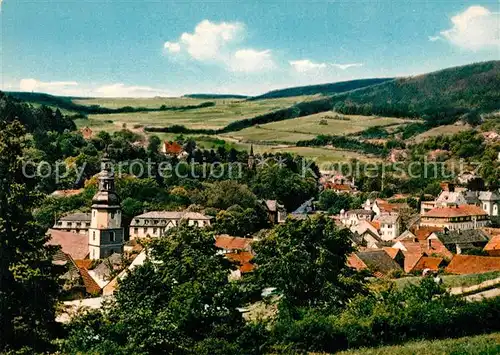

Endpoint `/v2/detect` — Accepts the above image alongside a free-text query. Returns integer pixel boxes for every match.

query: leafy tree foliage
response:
[0,121,61,353]
[253,215,364,311]
[63,225,254,354]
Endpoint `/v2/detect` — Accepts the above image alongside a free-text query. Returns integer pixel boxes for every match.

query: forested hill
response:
[250,78,393,100]
[0,92,76,133]
[329,60,500,122]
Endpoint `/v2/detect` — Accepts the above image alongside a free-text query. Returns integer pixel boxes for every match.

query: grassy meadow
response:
[222,111,411,144]
[336,332,500,355]
[73,97,401,163]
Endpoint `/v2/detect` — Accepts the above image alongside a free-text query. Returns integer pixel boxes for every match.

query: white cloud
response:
[289,59,327,72]
[428,35,442,42]
[93,83,173,98]
[19,78,78,93]
[439,6,499,50]
[331,63,363,70]
[163,20,276,73]
[172,19,244,61]
[163,41,181,53]
[230,49,275,72]
[18,79,174,97]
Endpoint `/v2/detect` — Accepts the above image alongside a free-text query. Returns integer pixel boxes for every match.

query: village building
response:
[261,200,287,224]
[52,212,91,235]
[484,235,500,257]
[478,191,500,216]
[347,250,403,277]
[429,229,490,255]
[373,213,400,241]
[445,255,500,275]
[129,211,212,239]
[215,235,253,254]
[340,209,375,226]
[80,126,93,139]
[214,235,254,279]
[410,256,444,274]
[161,141,184,156]
[420,204,490,230]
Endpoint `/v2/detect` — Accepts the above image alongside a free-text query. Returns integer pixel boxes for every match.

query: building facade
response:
[129,211,212,239]
[52,212,91,235]
[88,158,124,260]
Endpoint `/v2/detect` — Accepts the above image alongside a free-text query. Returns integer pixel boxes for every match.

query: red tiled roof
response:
[411,256,443,272]
[79,267,102,295]
[382,247,401,259]
[424,205,488,218]
[369,221,381,230]
[484,235,500,256]
[375,199,408,213]
[414,227,444,241]
[46,229,89,260]
[446,255,500,275]
[226,251,254,273]
[75,259,93,269]
[215,235,253,251]
[325,183,353,191]
[163,141,183,155]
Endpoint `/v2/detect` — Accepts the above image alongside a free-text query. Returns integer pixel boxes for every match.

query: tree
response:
[253,215,364,311]
[147,135,161,154]
[203,180,257,210]
[251,164,317,211]
[0,121,61,352]
[317,190,353,214]
[63,225,250,354]
[214,204,270,237]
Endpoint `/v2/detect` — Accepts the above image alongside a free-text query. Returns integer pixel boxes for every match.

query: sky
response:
[0,0,498,97]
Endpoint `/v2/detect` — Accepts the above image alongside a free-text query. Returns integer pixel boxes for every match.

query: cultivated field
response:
[412,123,472,143]
[222,112,412,143]
[78,96,317,131]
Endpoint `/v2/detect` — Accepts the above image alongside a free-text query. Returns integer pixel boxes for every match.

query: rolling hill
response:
[250,78,393,100]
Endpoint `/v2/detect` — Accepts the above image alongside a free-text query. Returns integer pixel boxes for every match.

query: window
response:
[93,211,96,217]
[93,249,95,259]
[134,228,138,234]
[111,212,115,219]
[153,228,158,234]
[93,231,96,241]
[143,228,147,234]
[110,231,115,242]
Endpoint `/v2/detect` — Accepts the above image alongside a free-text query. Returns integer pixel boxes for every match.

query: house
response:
[324,182,356,193]
[80,127,93,139]
[340,209,375,226]
[478,191,500,216]
[52,212,91,235]
[430,229,490,255]
[370,199,408,216]
[446,255,500,275]
[129,211,212,239]
[50,189,84,198]
[484,235,500,257]
[215,235,253,253]
[46,229,89,260]
[410,256,444,273]
[226,251,255,279]
[391,240,425,273]
[161,141,184,156]
[420,205,489,230]
[87,253,125,288]
[347,250,403,277]
[350,220,385,249]
[382,247,405,269]
[261,200,287,224]
[373,213,400,241]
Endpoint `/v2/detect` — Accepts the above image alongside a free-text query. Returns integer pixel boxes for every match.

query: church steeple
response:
[89,156,124,260]
[248,144,255,170]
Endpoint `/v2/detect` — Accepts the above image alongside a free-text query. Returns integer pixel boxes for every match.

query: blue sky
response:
[1,0,498,97]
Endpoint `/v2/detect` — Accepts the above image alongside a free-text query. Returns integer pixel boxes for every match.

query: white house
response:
[129,211,212,239]
[374,213,401,241]
[478,191,500,216]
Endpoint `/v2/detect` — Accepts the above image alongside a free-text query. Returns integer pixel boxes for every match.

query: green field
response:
[412,123,473,143]
[78,96,316,131]
[222,112,411,143]
[336,332,500,355]
[391,271,500,290]
[73,97,395,163]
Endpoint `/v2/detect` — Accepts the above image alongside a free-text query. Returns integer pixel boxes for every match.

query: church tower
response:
[88,156,124,260]
[248,144,255,170]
